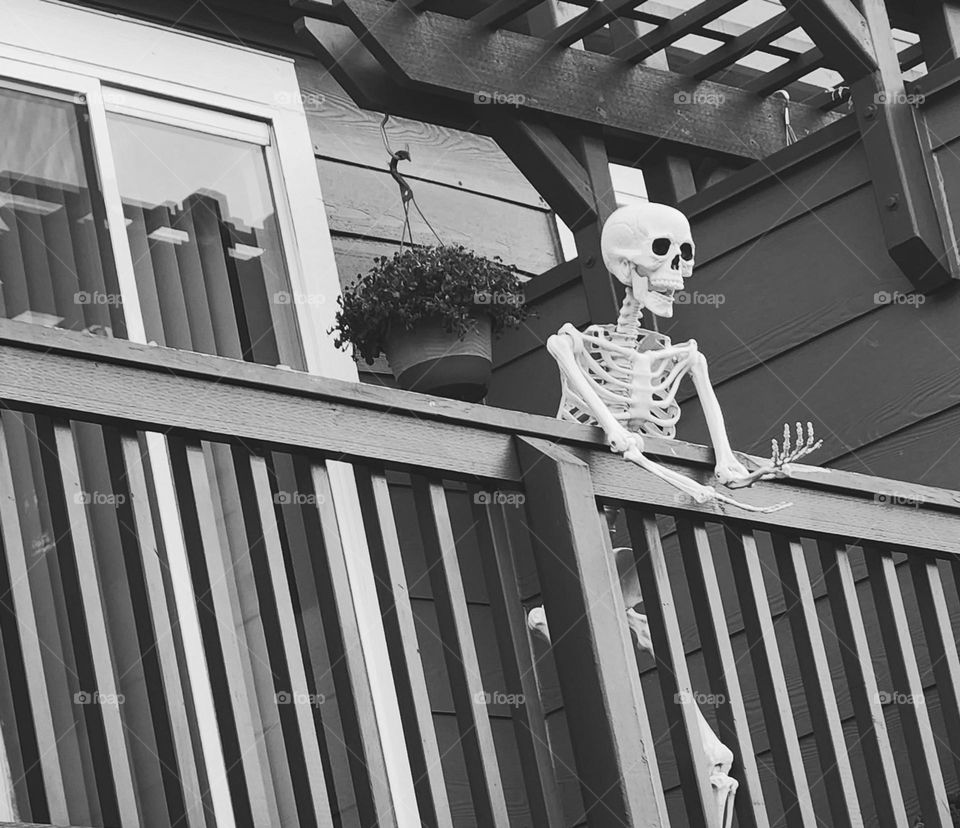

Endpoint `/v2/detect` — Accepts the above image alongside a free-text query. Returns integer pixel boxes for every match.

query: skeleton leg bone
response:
[530,602,738,826]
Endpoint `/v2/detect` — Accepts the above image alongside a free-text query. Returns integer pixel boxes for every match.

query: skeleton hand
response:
[725,422,822,489]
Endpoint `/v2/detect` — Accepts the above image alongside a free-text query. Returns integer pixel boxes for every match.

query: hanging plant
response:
[332,244,530,366]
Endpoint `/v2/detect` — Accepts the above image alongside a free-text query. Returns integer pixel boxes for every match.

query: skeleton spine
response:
[616,287,644,339]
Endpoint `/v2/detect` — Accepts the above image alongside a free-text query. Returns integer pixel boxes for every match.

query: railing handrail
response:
[2,318,959,554]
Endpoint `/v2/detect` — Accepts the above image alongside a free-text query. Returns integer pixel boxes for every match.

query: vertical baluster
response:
[0,416,70,824]
[411,476,511,826]
[675,518,769,828]
[54,422,142,826]
[863,543,951,825]
[118,434,208,828]
[354,468,454,828]
[816,540,907,826]
[724,528,816,827]
[246,454,334,827]
[517,436,668,827]
[174,440,280,827]
[471,493,566,827]
[304,460,399,827]
[909,556,960,782]
[625,508,715,826]
[769,534,861,827]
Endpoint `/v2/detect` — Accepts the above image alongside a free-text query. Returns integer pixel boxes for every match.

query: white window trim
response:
[0,4,422,825]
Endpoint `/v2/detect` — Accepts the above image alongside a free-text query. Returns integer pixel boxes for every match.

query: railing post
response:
[516,436,669,828]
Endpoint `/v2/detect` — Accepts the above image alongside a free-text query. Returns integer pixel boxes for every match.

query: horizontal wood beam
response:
[548,0,640,48]
[744,47,824,96]
[1,322,960,553]
[611,0,745,63]
[472,0,546,28]
[779,0,877,81]
[685,11,797,80]
[334,0,842,160]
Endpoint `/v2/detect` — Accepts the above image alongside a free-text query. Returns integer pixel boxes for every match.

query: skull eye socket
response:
[651,237,671,256]
[680,242,694,261]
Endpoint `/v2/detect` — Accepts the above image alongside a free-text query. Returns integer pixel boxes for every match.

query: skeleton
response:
[528,545,738,828]
[548,202,821,512]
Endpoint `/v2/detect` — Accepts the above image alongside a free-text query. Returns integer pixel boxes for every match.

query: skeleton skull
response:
[601,203,695,318]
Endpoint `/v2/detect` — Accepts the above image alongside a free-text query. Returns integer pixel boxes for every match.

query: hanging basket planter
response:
[384,315,492,402]
[331,245,529,402]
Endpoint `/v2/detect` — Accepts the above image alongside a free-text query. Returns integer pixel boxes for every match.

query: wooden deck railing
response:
[1,318,959,827]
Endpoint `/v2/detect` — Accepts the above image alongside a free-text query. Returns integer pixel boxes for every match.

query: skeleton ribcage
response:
[557,324,683,439]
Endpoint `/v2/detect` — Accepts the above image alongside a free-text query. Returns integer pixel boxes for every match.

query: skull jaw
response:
[632,273,676,318]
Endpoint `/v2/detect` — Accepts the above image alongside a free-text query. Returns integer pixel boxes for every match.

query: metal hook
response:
[773,89,797,145]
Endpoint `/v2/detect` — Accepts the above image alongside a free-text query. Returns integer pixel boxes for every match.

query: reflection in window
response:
[106,115,305,369]
[0,85,123,336]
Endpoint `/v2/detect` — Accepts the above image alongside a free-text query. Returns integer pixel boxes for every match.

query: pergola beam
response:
[611,0,745,63]
[685,11,797,80]
[779,0,877,81]
[549,0,641,48]
[333,0,842,161]
[744,47,824,96]
[472,0,547,28]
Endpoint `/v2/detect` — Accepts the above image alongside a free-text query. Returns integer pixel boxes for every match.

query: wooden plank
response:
[909,555,960,782]
[685,12,797,80]
[246,455,334,826]
[723,529,815,827]
[769,533,861,827]
[54,423,142,826]
[118,435,208,828]
[472,0,548,28]
[491,119,597,230]
[914,0,960,70]
[624,510,715,826]
[744,48,825,97]
[295,60,547,208]
[470,495,566,827]
[317,159,559,275]
[863,544,952,824]
[305,461,399,827]
[675,519,768,828]
[779,0,876,81]
[516,437,668,827]
[353,469,454,827]
[411,478,511,826]
[336,0,842,160]
[0,418,70,824]
[549,0,640,48]
[612,0,745,63]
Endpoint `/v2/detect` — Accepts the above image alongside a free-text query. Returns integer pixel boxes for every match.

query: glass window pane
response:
[0,84,123,336]
[106,114,305,369]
